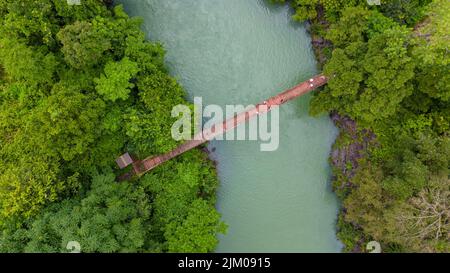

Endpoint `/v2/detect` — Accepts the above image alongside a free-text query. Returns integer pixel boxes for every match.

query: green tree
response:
[34,84,106,161]
[413,0,450,101]
[380,0,432,26]
[291,0,319,22]
[57,20,111,69]
[124,34,165,74]
[304,0,448,252]
[0,38,57,85]
[166,199,227,253]
[0,158,79,221]
[0,173,153,253]
[95,57,140,102]
[311,9,416,124]
[0,1,224,253]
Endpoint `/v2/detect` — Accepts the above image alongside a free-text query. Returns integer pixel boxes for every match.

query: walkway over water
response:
[116,74,328,181]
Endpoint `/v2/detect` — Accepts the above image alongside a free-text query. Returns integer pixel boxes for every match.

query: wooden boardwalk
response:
[117,74,328,181]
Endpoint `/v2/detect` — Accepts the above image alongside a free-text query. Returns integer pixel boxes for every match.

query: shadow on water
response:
[259,0,305,29]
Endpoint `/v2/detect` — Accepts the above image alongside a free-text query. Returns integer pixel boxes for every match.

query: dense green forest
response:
[0,0,225,252]
[276,0,449,252]
[0,0,447,254]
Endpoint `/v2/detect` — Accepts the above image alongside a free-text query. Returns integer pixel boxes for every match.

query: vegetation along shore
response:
[0,0,226,253]
[274,0,449,252]
[0,0,447,253]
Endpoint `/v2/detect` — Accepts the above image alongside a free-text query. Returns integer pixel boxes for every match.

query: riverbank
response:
[305,4,381,253]
[300,1,449,252]
[119,0,342,252]
[0,1,224,253]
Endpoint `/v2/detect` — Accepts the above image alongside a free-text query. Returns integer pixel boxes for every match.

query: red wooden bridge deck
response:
[116,74,328,181]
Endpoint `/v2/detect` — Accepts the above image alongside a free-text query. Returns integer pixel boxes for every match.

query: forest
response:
[275,0,449,252]
[0,0,448,254]
[0,0,225,252]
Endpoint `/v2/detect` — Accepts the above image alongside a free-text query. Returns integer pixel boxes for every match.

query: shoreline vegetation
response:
[274,0,449,252]
[0,0,225,253]
[0,0,447,254]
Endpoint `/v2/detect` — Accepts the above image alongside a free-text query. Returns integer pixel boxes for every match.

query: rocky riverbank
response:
[307,12,378,252]
[329,112,377,195]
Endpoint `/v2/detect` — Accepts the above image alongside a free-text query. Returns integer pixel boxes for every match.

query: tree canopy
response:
[289,0,450,252]
[0,0,225,253]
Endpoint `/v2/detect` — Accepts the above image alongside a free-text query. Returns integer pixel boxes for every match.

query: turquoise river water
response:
[120,0,342,252]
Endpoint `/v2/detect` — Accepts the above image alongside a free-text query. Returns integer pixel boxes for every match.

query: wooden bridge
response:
[116,74,328,181]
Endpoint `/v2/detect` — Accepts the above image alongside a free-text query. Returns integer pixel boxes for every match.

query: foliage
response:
[94,57,140,102]
[0,38,57,85]
[311,8,416,125]
[413,0,450,101]
[274,0,367,22]
[290,0,319,22]
[0,173,151,253]
[0,158,79,221]
[57,20,111,69]
[166,199,227,253]
[387,177,449,252]
[379,0,432,26]
[303,0,450,252]
[0,1,224,252]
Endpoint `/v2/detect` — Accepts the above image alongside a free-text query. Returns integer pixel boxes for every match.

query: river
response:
[119,0,342,252]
